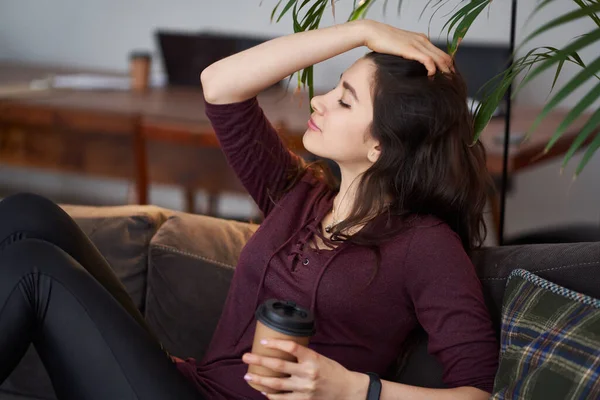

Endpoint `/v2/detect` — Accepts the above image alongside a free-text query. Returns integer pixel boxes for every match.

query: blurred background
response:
[0,0,599,246]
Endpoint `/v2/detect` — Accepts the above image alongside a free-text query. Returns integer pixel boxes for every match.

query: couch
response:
[1,204,599,399]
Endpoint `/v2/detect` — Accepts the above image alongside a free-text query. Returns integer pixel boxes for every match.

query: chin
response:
[302,132,328,159]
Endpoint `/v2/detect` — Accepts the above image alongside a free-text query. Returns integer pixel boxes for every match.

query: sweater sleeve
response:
[403,223,499,393]
[204,97,303,217]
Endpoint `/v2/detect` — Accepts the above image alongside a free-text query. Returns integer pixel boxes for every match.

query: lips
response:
[308,118,321,132]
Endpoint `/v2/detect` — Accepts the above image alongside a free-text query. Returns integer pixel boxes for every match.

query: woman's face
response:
[303,58,380,171]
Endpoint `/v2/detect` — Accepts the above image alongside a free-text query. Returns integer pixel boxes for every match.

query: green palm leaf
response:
[562,107,600,172]
[519,30,600,89]
[538,47,587,97]
[575,130,600,177]
[573,0,600,28]
[271,0,284,22]
[419,0,444,21]
[473,29,600,146]
[277,0,299,23]
[422,1,451,38]
[543,80,600,157]
[441,0,491,56]
[522,0,555,29]
[297,0,314,15]
[472,75,513,141]
[292,2,302,32]
[348,0,377,21]
[383,0,405,17]
[531,0,556,14]
[527,54,600,139]
[519,3,600,49]
[470,42,593,142]
[506,46,591,105]
[301,1,326,29]
[471,47,552,140]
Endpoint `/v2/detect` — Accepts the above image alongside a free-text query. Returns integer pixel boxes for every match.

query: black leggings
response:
[0,193,202,399]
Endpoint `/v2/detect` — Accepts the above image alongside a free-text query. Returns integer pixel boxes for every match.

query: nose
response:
[310,94,325,114]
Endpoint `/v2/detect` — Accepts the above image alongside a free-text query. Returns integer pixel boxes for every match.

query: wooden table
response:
[0,63,311,212]
[0,62,595,220]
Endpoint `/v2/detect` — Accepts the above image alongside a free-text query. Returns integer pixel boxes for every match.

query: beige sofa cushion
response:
[146,212,258,361]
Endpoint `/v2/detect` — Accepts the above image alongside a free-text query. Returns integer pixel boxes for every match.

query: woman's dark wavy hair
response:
[284,52,493,251]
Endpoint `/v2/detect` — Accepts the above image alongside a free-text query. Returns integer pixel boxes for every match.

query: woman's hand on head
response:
[362,20,454,76]
[242,339,367,399]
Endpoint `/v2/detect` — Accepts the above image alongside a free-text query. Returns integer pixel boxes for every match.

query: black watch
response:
[365,372,382,400]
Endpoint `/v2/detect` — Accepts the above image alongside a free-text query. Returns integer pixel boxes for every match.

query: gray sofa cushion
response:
[146,212,258,361]
[62,204,172,311]
[474,242,600,328]
[394,241,600,388]
[0,205,169,400]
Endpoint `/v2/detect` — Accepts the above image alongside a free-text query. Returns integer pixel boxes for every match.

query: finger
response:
[261,339,315,362]
[412,32,430,44]
[432,47,455,73]
[414,35,454,74]
[242,353,306,377]
[406,46,437,76]
[415,43,452,75]
[430,47,454,73]
[265,392,301,399]
[244,373,306,393]
[438,49,455,73]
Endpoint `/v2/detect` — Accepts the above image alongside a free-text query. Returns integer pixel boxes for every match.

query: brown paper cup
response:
[247,320,311,394]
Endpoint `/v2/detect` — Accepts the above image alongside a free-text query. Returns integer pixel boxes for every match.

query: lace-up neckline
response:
[288,221,338,262]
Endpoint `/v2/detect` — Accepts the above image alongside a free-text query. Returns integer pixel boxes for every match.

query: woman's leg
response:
[0,193,152,336]
[0,238,202,400]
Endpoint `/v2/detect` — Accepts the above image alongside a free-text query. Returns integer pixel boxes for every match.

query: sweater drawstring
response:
[232,217,318,348]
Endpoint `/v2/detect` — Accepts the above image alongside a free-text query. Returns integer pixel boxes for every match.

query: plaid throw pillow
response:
[491,269,600,400]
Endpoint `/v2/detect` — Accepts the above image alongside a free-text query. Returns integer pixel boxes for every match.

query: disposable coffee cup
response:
[129,51,152,92]
[247,299,315,394]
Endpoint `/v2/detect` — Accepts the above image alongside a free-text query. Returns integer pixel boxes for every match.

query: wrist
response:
[346,19,373,48]
[346,370,370,399]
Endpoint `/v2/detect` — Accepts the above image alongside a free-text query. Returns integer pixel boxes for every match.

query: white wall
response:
[0,0,599,236]
[1,0,597,107]
[0,0,510,82]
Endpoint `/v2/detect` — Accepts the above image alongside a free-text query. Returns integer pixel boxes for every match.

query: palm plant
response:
[268,0,600,177]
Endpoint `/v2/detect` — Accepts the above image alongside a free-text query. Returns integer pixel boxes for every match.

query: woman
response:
[0,19,498,400]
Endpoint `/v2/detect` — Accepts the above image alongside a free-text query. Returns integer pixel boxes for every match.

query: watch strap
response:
[365,372,382,400]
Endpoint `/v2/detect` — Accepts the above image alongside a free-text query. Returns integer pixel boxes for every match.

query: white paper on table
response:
[51,74,131,90]
[29,73,166,91]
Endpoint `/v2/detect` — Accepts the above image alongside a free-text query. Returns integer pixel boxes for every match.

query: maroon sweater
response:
[175,97,499,399]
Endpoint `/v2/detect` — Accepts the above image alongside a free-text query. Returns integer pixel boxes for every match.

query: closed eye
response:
[338,99,350,109]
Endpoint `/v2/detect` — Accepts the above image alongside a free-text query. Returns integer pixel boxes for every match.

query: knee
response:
[0,238,79,276]
[0,239,90,303]
[1,192,55,208]
[0,192,62,216]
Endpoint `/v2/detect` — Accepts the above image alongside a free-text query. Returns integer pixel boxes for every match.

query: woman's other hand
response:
[242,339,368,399]
[362,20,454,76]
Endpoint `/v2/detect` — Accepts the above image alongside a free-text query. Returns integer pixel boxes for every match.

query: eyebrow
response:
[339,73,359,102]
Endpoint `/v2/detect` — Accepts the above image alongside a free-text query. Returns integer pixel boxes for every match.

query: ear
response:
[368,144,381,164]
